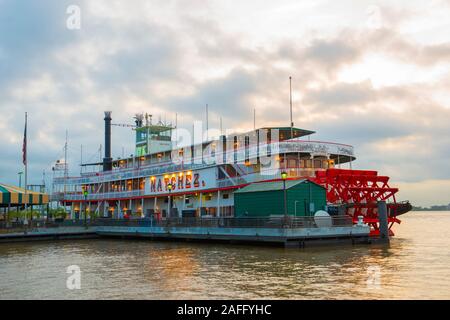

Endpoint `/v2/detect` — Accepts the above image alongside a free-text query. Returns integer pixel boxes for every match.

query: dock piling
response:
[377,201,390,242]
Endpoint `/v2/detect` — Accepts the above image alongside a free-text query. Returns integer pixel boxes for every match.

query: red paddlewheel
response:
[313,168,402,236]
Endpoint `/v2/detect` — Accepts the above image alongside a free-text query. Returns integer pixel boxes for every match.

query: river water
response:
[0,211,449,300]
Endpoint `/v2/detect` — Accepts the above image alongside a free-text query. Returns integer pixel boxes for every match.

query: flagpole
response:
[24,112,28,225]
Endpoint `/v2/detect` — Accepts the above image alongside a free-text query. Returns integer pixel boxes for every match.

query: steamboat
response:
[52,112,411,236]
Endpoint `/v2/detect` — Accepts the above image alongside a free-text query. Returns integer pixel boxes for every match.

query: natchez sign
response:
[144,168,217,195]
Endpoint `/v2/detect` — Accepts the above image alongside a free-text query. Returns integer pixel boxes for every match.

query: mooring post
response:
[377,201,390,242]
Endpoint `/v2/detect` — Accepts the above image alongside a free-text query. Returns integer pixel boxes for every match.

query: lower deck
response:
[66,189,236,219]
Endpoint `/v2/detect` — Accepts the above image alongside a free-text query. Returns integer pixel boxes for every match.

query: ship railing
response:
[58,169,317,199]
[57,168,318,199]
[54,162,208,185]
[217,177,249,188]
[0,219,89,231]
[217,168,317,188]
[53,140,354,185]
[93,216,353,229]
[0,216,353,232]
[50,192,65,201]
[63,190,145,201]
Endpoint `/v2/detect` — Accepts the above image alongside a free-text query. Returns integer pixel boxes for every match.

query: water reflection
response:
[0,212,449,299]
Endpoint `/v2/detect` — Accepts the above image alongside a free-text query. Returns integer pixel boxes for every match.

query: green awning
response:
[0,184,49,206]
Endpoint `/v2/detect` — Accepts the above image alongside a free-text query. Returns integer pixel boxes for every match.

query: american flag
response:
[22,113,27,166]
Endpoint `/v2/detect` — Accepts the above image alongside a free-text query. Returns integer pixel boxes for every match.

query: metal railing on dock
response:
[0,216,352,233]
[93,216,352,229]
[0,219,88,232]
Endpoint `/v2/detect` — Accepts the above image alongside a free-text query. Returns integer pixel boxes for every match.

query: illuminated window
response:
[314,159,322,168]
[288,159,296,168]
[328,159,335,168]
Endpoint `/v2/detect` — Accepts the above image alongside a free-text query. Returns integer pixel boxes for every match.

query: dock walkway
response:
[0,217,370,247]
[96,225,369,247]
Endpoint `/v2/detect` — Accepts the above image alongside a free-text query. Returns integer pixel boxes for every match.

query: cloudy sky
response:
[0,0,449,206]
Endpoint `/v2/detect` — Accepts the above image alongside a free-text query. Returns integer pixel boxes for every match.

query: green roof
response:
[235,180,322,193]
[135,125,173,134]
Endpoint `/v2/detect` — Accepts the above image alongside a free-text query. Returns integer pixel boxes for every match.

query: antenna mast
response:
[206,104,209,141]
[289,76,294,139]
[175,113,178,147]
[64,130,68,195]
[80,144,83,175]
[42,170,46,193]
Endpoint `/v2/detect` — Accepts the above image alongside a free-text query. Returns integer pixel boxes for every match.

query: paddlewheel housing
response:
[314,168,410,236]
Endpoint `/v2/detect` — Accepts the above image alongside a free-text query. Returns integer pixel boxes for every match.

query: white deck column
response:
[167,195,171,218]
[118,200,121,219]
[141,197,144,218]
[182,194,186,218]
[217,190,221,217]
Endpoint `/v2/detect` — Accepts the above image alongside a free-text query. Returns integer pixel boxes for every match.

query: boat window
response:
[314,159,322,168]
[328,159,335,168]
[288,159,296,168]
[136,130,147,143]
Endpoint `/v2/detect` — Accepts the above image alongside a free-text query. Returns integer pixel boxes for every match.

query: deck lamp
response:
[83,189,88,227]
[281,171,288,219]
[167,183,173,218]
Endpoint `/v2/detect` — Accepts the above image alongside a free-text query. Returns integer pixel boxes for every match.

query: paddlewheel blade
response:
[313,168,409,236]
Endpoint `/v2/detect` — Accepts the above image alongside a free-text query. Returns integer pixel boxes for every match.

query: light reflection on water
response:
[0,212,449,299]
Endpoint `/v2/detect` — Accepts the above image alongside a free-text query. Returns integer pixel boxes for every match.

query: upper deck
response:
[54,139,355,186]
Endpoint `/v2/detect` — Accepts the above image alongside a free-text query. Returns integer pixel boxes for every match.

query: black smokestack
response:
[103,111,113,171]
